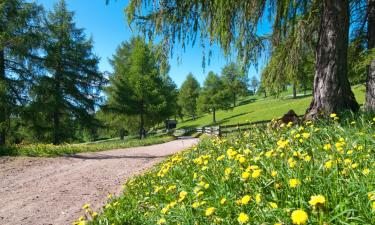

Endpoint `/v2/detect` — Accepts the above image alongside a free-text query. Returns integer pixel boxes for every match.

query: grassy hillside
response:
[178,85,366,128]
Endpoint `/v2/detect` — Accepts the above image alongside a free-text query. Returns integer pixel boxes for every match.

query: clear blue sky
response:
[35,0,271,87]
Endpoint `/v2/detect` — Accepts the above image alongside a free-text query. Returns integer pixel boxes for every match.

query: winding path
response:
[0,137,198,225]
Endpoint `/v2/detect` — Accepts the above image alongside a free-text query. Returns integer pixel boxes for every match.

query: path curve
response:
[0,138,198,225]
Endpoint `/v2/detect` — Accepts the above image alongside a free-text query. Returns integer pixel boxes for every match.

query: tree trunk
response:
[0,49,5,145]
[233,94,236,107]
[139,110,145,139]
[53,82,60,145]
[305,0,359,119]
[263,90,267,98]
[292,83,297,99]
[365,0,375,111]
[212,107,216,123]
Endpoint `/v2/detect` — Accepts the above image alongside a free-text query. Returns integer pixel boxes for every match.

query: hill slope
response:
[178,85,366,128]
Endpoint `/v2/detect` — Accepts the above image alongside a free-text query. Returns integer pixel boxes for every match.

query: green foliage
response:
[87,114,375,225]
[0,0,43,145]
[178,73,200,119]
[24,0,105,144]
[221,63,248,107]
[0,135,175,157]
[106,37,177,138]
[198,72,231,123]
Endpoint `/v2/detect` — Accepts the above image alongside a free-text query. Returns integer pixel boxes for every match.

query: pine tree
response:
[106,37,175,139]
[28,0,104,144]
[198,71,231,123]
[178,73,200,119]
[0,0,43,145]
[221,63,248,107]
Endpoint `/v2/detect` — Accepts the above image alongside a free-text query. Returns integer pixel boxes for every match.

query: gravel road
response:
[0,138,198,225]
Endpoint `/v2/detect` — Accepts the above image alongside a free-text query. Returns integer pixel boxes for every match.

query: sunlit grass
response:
[0,135,176,157]
[178,85,366,128]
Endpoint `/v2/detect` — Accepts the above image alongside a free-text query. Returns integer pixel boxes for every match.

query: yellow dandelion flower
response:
[324,160,333,169]
[271,170,278,177]
[362,168,371,175]
[225,167,232,176]
[82,204,90,210]
[252,169,262,178]
[308,195,326,206]
[323,144,331,151]
[157,218,166,224]
[237,212,249,224]
[241,195,251,205]
[220,198,226,205]
[330,113,337,118]
[242,171,250,180]
[178,191,187,202]
[192,202,200,209]
[269,202,278,209]
[289,179,301,188]
[216,155,225,161]
[291,209,308,225]
[255,193,261,204]
[205,207,216,216]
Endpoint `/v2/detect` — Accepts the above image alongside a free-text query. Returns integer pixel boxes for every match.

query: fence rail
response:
[175,115,303,137]
[176,119,273,137]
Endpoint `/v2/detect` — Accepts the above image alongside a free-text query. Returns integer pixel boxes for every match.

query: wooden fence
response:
[176,115,303,137]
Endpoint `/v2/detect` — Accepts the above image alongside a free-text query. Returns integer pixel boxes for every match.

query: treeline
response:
[1,0,105,145]
[177,63,258,123]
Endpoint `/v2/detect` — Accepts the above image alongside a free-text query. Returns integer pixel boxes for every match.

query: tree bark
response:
[212,107,216,123]
[305,0,359,119]
[0,49,6,145]
[139,107,145,139]
[53,80,61,145]
[292,83,297,99]
[365,0,375,111]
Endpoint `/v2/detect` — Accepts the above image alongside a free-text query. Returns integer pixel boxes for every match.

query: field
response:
[0,135,175,157]
[84,114,375,225]
[177,85,366,128]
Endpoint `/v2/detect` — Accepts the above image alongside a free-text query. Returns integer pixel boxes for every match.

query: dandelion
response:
[289,179,301,188]
[291,209,308,225]
[205,207,216,216]
[178,191,187,202]
[362,168,371,175]
[308,195,326,206]
[241,195,251,205]
[82,204,90,210]
[91,212,98,218]
[324,160,333,169]
[323,143,331,151]
[242,171,250,180]
[157,218,166,224]
[252,169,261,178]
[271,171,278,177]
[255,193,261,203]
[269,202,278,209]
[225,167,232,176]
[237,212,249,224]
[217,155,225,161]
[220,198,226,205]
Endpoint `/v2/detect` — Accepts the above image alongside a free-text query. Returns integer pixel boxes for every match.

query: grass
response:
[80,113,375,225]
[0,135,176,157]
[178,85,366,128]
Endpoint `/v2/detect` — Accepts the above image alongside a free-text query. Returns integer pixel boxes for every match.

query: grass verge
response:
[82,113,374,225]
[0,135,176,157]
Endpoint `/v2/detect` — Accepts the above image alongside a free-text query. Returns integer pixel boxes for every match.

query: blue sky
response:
[35,0,271,87]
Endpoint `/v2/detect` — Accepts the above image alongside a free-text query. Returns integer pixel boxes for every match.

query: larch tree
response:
[178,73,200,119]
[124,0,361,119]
[29,0,105,144]
[0,0,43,145]
[365,0,375,111]
[198,71,231,123]
[106,37,176,139]
[221,63,248,107]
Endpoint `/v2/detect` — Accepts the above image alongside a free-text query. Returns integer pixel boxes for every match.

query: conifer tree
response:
[178,73,200,119]
[29,0,104,144]
[0,0,43,145]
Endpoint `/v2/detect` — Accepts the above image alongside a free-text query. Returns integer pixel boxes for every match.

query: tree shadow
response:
[211,111,253,126]
[67,153,171,160]
[282,93,312,100]
[238,98,256,106]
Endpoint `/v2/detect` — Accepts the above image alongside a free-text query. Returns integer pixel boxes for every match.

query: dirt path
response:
[0,138,198,225]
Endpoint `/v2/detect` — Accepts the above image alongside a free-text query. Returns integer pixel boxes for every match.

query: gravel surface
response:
[0,138,198,225]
